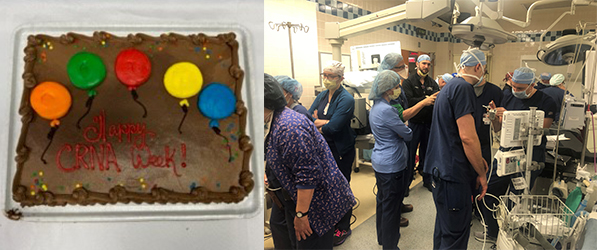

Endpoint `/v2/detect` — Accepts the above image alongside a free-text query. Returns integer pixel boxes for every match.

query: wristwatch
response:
[296,211,309,218]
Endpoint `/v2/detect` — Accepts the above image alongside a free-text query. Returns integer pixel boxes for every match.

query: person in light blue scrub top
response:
[424,48,489,250]
[369,70,412,250]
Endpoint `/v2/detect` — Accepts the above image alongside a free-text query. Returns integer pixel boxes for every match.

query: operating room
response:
[264,0,597,249]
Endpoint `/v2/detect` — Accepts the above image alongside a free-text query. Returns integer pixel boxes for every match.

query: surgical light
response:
[537,31,596,66]
[451,15,517,50]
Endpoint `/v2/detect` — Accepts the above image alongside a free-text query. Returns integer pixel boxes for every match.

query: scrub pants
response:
[328,141,356,232]
[431,177,474,250]
[407,121,431,187]
[375,170,407,250]
[270,189,334,249]
[479,160,544,238]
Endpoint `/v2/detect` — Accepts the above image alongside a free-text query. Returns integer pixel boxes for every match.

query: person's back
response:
[540,86,565,121]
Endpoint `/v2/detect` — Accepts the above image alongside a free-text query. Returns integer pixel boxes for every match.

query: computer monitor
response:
[500,110,545,148]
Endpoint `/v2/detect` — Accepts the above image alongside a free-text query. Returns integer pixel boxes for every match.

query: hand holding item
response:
[313,110,318,119]
[294,215,313,241]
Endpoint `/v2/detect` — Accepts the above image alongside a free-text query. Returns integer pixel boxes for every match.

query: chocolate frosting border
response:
[12,32,254,207]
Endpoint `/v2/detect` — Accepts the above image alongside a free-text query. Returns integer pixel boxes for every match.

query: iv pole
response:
[268,21,309,78]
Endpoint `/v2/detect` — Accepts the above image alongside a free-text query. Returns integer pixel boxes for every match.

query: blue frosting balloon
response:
[198,83,236,128]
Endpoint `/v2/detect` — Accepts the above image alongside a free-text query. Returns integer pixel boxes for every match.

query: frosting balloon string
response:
[178,105,188,134]
[212,127,232,162]
[41,126,59,164]
[76,95,95,129]
[131,89,147,118]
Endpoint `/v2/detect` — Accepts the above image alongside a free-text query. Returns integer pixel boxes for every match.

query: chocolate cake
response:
[12,32,253,207]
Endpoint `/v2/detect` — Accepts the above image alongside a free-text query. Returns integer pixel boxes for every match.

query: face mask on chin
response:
[323,79,338,90]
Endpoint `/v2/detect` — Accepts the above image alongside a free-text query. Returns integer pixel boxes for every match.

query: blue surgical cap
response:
[274,75,303,101]
[540,72,551,80]
[417,54,431,63]
[550,74,565,86]
[368,70,401,100]
[460,49,486,66]
[378,53,404,72]
[512,67,536,84]
[441,73,453,83]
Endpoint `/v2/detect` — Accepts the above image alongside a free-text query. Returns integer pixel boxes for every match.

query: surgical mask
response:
[388,87,402,100]
[397,67,408,79]
[323,79,338,90]
[512,84,532,99]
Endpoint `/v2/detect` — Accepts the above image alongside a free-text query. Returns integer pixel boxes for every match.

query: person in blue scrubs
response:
[535,72,551,90]
[369,70,413,250]
[402,54,440,192]
[377,53,437,226]
[473,77,503,165]
[308,60,356,246]
[424,48,489,250]
[541,73,571,124]
[274,75,314,121]
[475,67,558,243]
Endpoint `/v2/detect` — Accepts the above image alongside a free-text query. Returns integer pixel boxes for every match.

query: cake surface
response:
[12,32,253,207]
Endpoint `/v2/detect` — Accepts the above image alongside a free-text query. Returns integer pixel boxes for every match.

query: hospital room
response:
[264,0,597,249]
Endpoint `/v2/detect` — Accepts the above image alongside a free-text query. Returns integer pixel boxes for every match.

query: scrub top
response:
[369,98,412,174]
[501,89,558,163]
[539,86,566,122]
[291,103,314,121]
[424,77,477,184]
[474,82,503,149]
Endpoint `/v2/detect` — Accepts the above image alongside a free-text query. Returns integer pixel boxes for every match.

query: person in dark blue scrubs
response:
[424,48,489,250]
[274,75,314,121]
[535,72,551,90]
[402,54,440,192]
[541,73,573,124]
[308,60,356,246]
[475,67,558,243]
[473,77,503,165]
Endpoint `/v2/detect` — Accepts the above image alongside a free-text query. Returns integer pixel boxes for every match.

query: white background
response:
[0,1,264,249]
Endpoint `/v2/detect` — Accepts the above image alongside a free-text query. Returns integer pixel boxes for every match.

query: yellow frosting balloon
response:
[163,62,203,99]
[30,81,72,124]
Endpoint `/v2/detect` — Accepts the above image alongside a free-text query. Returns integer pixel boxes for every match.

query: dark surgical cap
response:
[264,73,287,111]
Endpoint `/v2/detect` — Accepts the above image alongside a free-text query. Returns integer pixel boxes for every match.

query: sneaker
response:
[333,229,352,246]
[474,231,496,244]
[423,182,433,192]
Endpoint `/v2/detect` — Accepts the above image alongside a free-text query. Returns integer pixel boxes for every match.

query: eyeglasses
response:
[320,73,339,79]
[392,65,407,71]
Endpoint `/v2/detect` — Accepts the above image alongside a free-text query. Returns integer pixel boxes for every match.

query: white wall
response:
[265,0,320,109]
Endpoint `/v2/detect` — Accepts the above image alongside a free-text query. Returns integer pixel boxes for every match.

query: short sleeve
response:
[450,82,476,120]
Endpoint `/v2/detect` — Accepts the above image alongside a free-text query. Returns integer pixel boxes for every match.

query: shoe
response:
[423,182,432,192]
[333,229,352,246]
[474,231,496,244]
[400,217,409,227]
[401,204,413,213]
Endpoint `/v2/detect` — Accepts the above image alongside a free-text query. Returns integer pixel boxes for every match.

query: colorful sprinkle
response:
[139,178,144,183]
[30,191,36,196]
[107,177,112,181]
[34,179,39,185]
[75,183,82,188]
[190,182,197,191]
[158,47,163,51]
[194,47,200,53]
[41,184,48,191]
[32,172,37,177]
[42,44,46,48]
[206,49,212,55]
[230,134,237,141]
[202,47,207,51]
[30,185,35,189]
[218,55,223,60]
[216,182,221,188]
[38,171,44,177]
[206,55,210,59]
[49,45,53,50]
[141,184,147,189]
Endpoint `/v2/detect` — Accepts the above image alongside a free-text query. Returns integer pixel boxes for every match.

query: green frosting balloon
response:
[67,52,106,91]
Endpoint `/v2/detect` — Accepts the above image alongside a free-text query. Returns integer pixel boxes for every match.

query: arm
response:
[321,94,354,136]
[457,114,488,200]
[386,108,413,141]
[402,92,438,121]
[294,188,314,241]
[308,93,323,117]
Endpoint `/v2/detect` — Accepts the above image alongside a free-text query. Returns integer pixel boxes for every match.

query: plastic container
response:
[566,186,583,212]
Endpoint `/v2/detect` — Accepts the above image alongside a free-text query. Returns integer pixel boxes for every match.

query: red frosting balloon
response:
[115,48,151,90]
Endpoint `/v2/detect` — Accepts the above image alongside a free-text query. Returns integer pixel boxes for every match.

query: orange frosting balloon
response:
[30,81,72,123]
